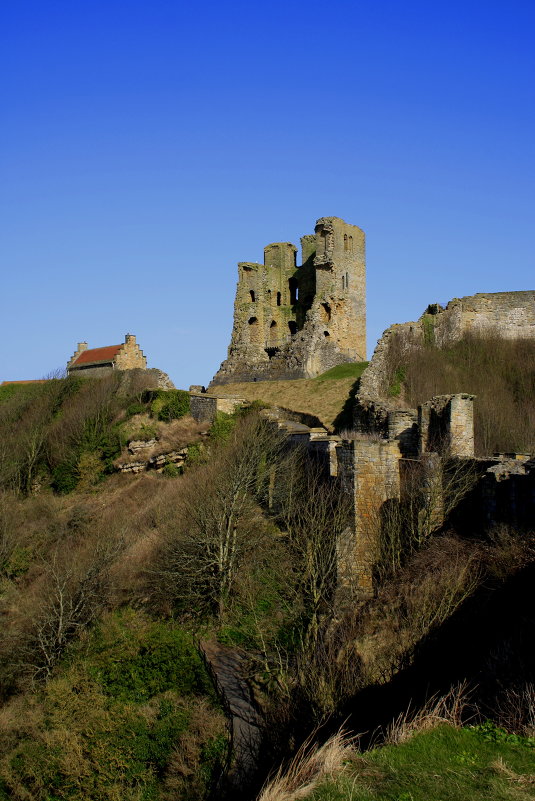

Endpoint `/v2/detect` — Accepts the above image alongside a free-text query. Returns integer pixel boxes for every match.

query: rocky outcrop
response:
[115,445,189,474]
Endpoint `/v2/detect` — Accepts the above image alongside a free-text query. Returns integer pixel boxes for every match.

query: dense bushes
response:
[0,611,227,801]
[79,611,214,702]
[147,389,190,422]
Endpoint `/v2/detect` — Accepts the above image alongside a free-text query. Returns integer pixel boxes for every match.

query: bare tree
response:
[276,457,352,645]
[152,414,290,619]
[21,537,121,683]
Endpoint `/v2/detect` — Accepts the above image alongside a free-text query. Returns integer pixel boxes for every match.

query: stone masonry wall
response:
[419,394,475,457]
[211,216,366,385]
[337,438,402,596]
[355,291,535,437]
[113,334,147,370]
[189,393,247,423]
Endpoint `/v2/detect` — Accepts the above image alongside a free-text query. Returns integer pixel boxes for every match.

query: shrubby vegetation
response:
[0,378,191,496]
[0,362,534,799]
[383,331,535,454]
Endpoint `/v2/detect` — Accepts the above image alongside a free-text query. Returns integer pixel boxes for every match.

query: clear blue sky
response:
[1,0,534,387]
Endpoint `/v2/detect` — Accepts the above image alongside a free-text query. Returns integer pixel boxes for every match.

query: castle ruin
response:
[211,216,366,385]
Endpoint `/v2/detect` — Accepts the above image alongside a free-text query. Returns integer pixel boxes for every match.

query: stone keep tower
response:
[211,216,366,385]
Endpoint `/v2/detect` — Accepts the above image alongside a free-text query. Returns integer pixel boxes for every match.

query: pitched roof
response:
[1,380,48,386]
[71,345,122,367]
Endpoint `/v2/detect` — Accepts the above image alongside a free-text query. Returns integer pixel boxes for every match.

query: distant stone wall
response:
[190,393,247,423]
[69,364,114,378]
[433,291,535,343]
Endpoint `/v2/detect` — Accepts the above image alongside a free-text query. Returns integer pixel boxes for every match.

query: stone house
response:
[67,334,147,378]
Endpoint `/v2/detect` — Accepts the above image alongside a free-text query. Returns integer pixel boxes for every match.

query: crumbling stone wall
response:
[354,290,535,436]
[419,394,475,457]
[211,216,366,385]
[189,393,247,423]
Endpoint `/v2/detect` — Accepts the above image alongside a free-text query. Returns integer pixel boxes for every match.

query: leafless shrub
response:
[19,535,123,684]
[148,414,291,619]
[384,682,472,745]
[494,683,535,738]
[375,454,479,582]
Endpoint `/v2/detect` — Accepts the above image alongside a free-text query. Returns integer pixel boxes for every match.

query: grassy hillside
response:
[1,370,534,800]
[207,362,368,430]
[259,724,535,801]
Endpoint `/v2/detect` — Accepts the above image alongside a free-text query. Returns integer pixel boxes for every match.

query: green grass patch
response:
[0,382,44,405]
[388,366,406,397]
[315,362,368,382]
[310,725,535,801]
[74,609,214,703]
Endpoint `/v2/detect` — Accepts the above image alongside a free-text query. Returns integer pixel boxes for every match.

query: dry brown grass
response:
[257,729,357,801]
[384,682,471,745]
[206,377,358,430]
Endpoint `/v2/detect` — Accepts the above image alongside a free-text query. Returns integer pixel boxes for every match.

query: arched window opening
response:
[276,291,281,306]
[342,275,345,290]
[344,233,348,251]
[346,272,349,288]
[289,278,298,305]
[320,302,331,323]
[348,235,353,252]
[324,330,330,337]
[288,321,297,336]
[248,316,261,344]
[249,290,256,302]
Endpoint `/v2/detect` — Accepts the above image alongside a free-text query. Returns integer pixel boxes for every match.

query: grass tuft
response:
[257,730,357,801]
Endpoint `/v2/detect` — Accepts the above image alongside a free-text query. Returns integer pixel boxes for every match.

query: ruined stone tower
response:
[211,216,366,385]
